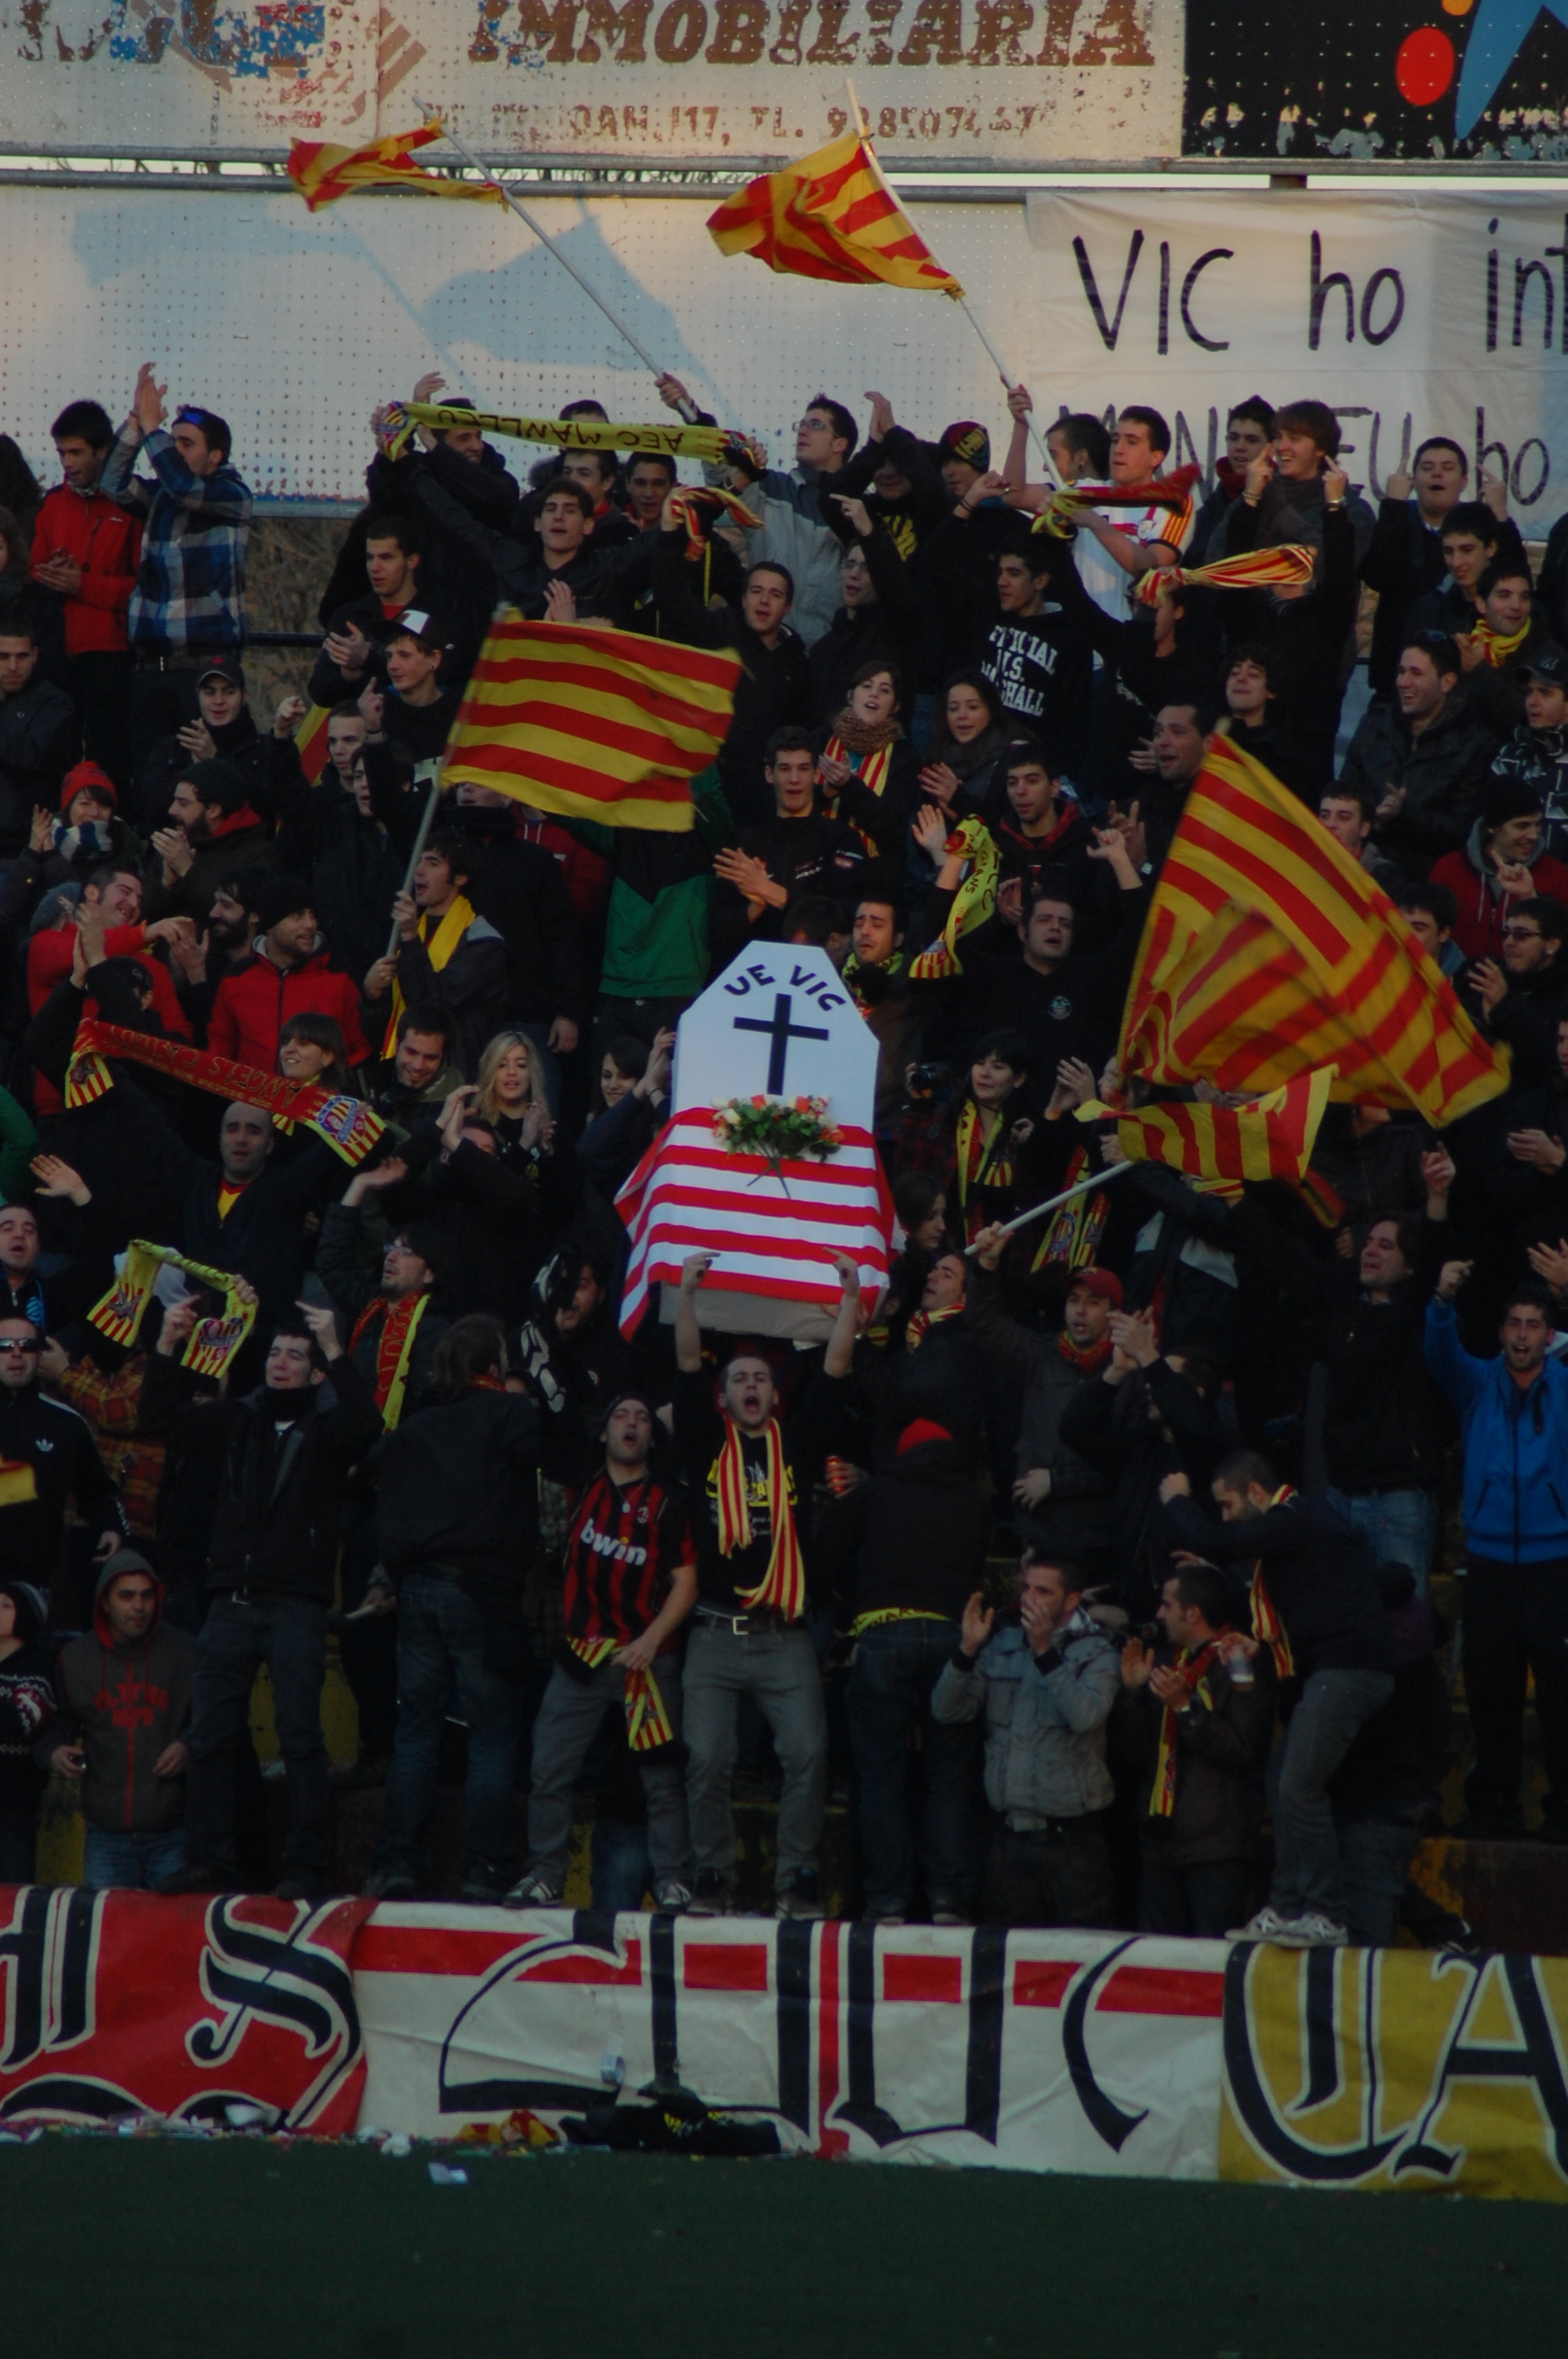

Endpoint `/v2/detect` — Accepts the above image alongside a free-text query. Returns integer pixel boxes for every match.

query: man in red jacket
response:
[206,874,371,1075]
[26,861,193,1114]
[1431,776,1568,961]
[30,399,142,788]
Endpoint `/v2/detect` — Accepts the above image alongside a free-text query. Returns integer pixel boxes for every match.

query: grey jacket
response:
[931,1611,1119,1826]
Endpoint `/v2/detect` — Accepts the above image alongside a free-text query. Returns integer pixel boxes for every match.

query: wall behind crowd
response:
[6,183,1568,528]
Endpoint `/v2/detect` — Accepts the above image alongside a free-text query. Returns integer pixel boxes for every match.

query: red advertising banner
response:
[0,1886,373,2135]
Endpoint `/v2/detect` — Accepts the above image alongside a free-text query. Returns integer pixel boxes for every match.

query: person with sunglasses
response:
[0,1315,126,1626]
[98,365,252,783]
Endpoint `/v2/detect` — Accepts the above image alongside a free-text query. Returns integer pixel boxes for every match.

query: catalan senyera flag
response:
[1077,1068,1336,1188]
[1119,736,1509,1125]
[441,614,739,831]
[285,121,503,212]
[707,131,964,296]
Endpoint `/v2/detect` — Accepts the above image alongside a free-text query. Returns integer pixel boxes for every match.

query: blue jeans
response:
[1269,1667,1396,1923]
[376,1573,522,1880]
[845,1620,975,1916]
[1326,1486,1437,1596]
[186,1593,329,1881]
[83,1824,189,1891]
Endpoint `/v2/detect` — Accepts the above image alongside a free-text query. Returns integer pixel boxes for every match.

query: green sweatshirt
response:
[572,766,735,1001]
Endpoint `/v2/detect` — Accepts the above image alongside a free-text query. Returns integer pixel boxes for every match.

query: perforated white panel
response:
[0,182,1053,502]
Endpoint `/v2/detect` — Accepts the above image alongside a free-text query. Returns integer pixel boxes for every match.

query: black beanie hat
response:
[255,875,316,934]
[180,757,247,818]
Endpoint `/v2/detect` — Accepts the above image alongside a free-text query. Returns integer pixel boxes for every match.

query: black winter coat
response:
[1164,1491,1392,1677]
[818,1434,991,1625]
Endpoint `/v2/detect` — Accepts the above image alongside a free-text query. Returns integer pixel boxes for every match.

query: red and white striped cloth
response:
[615,1107,896,1336]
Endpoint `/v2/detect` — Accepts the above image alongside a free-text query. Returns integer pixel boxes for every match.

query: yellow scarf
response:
[1468,617,1533,667]
[953,1100,1015,1241]
[1149,1640,1221,1818]
[908,817,999,980]
[89,1241,258,1378]
[382,895,475,1055]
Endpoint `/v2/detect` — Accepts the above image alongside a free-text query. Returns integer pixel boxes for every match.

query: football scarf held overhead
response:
[1034,465,1203,543]
[909,818,999,981]
[376,401,753,469]
[89,1241,258,1378]
[64,1022,386,1168]
[349,1290,430,1428]
[715,1418,806,1621]
[665,485,763,558]
[563,1634,676,1752]
[381,897,476,1056]
[1149,1639,1222,1819]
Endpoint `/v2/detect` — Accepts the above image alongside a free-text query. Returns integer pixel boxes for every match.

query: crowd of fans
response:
[1,358,1566,1954]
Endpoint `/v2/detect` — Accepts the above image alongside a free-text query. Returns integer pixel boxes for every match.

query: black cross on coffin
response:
[732,992,829,1095]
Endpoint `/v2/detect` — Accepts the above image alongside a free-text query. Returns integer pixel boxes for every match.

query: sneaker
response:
[688,1870,735,1917]
[460,1863,510,1905]
[864,1908,906,1928]
[1225,1905,1298,1943]
[361,1866,416,1900]
[274,1876,325,1903]
[776,1869,825,1921]
[652,1877,693,1914]
[154,1861,236,1896]
[1290,1911,1348,1947]
[500,1869,561,1911]
[931,1909,973,1928]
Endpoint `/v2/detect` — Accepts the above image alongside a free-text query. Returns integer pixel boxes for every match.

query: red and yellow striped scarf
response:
[1248,1484,1297,1679]
[1149,1638,1223,1818]
[716,1416,805,1620]
[823,731,895,856]
[904,1299,964,1353]
[1468,616,1533,668]
[563,1634,677,1750]
[349,1289,429,1428]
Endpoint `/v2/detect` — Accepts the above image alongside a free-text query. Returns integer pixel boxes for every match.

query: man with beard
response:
[142,756,278,927]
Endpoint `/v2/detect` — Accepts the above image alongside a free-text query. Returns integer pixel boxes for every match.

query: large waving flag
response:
[286,121,503,211]
[1080,1068,1337,1188]
[441,615,739,831]
[708,131,964,296]
[1120,736,1510,1125]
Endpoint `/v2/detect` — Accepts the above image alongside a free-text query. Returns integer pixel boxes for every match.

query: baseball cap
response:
[1519,645,1568,690]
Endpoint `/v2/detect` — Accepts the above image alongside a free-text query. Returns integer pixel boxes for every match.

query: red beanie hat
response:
[1065,1266,1123,1307]
[60,760,118,814]
[897,1417,953,1456]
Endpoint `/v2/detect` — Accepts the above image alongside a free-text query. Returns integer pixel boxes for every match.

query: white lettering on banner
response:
[1026,190,1568,517]
[0,0,1182,163]
[352,1910,1225,2173]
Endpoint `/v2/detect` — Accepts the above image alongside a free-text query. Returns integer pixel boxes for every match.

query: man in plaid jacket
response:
[100,362,252,792]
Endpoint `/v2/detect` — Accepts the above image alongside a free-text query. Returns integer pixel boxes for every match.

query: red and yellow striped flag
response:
[1079,1068,1336,1188]
[1119,736,1510,1125]
[441,615,739,831]
[292,700,333,784]
[707,131,964,296]
[285,121,503,212]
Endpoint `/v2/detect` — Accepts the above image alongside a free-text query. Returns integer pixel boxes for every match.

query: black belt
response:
[695,1604,792,1636]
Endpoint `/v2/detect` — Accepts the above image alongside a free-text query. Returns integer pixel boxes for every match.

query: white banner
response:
[0,0,1181,166]
[1025,188,1568,521]
[354,1908,1225,2173]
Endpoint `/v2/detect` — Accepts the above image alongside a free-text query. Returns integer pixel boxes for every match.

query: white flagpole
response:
[842,82,1052,476]
[413,101,666,379]
[962,1155,1136,1256]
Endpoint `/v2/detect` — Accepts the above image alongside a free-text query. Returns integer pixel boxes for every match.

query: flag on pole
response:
[707,131,964,296]
[441,615,739,831]
[615,1108,895,1336]
[1118,736,1509,1125]
[285,121,503,211]
[1077,1069,1337,1188]
[292,700,334,784]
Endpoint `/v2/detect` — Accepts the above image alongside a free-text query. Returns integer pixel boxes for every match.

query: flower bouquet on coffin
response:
[711,1093,842,1186]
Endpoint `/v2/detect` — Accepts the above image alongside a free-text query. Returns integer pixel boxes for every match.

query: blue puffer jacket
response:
[1425,1301,1568,1563]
